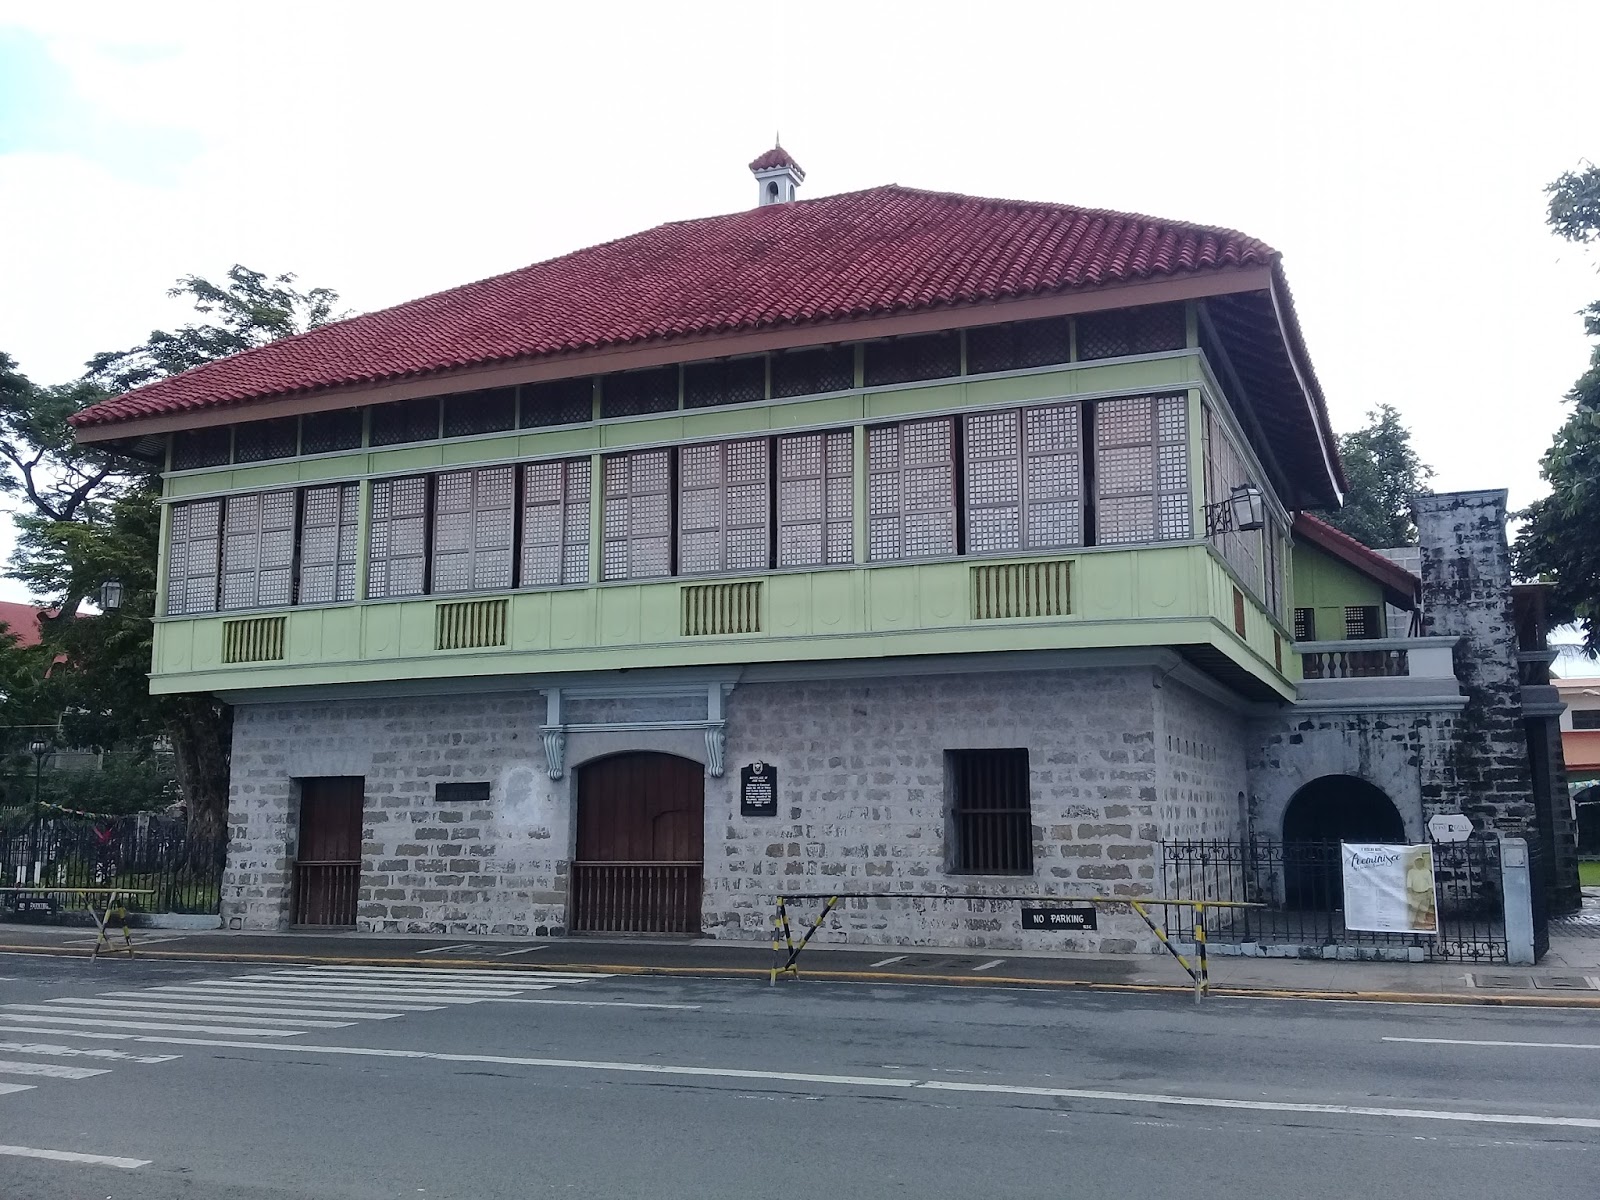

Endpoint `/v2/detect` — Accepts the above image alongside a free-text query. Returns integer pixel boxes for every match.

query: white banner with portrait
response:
[1341,843,1438,934]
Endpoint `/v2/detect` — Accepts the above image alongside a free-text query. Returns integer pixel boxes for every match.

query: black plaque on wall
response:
[740,762,777,817]
[1021,905,1097,931]
[435,782,491,804]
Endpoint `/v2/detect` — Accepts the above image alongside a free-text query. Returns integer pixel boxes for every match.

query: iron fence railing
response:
[0,816,224,915]
[569,861,701,934]
[1161,836,1509,963]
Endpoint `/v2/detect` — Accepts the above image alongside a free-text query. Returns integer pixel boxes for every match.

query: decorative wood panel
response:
[435,598,509,650]
[970,560,1071,620]
[222,615,286,663]
[681,581,761,636]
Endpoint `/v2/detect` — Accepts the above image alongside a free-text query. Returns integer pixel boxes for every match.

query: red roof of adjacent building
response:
[0,600,48,648]
[748,145,804,175]
[70,184,1279,431]
[1292,512,1420,609]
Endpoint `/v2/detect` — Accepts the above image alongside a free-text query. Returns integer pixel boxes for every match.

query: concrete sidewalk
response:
[1,918,1597,1007]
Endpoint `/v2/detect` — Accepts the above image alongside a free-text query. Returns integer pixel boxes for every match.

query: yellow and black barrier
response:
[0,887,156,960]
[769,892,1261,1002]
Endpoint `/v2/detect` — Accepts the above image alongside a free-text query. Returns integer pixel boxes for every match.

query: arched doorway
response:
[570,752,704,934]
[1281,775,1405,909]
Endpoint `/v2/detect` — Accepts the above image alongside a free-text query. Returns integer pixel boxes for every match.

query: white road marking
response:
[135,984,529,1002]
[0,1144,148,1169]
[259,970,583,988]
[6,1005,355,1029]
[55,1037,1600,1131]
[91,996,405,1020]
[0,1014,306,1036]
[0,1059,110,1080]
[201,980,552,997]
[0,1041,177,1063]
[972,959,1005,972]
[1384,1036,1600,1050]
[494,947,548,957]
[134,987,444,1012]
[416,944,479,954]
[869,956,906,967]
[0,1083,36,1096]
[279,966,612,981]
[484,998,702,1010]
[0,1025,132,1041]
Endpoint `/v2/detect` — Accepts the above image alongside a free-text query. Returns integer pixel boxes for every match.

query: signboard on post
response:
[1021,905,1097,931]
[740,762,777,818]
[1427,813,1473,843]
[1341,843,1438,934]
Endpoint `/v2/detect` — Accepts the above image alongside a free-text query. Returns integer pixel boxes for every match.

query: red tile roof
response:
[1292,512,1420,609]
[749,145,804,175]
[70,185,1278,431]
[0,600,48,648]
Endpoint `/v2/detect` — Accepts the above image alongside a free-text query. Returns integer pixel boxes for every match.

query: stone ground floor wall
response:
[222,664,1253,952]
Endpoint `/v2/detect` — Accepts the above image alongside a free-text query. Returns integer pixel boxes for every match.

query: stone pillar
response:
[1413,491,1535,834]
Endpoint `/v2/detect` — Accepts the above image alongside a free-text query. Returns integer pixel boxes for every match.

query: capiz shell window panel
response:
[601,449,673,580]
[868,418,957,561]
[777,431,853,567]
[1094,395,1191,545]
[221,490,296,611]
[367,475,430,599]
[679,438,771,575]
[962,403,1083,554]
[298,483,359,605]
[165,499,222,616]
[521,458,591,587]
[431,465,516,594]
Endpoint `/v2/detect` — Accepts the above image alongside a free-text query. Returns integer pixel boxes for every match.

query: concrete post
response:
[1500,836,1535,966]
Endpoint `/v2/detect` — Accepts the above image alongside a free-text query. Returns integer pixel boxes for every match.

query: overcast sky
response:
[1,2,1597,609]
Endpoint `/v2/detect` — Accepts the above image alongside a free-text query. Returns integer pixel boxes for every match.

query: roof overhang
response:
[75,266,1279,445]
[1292,513,1420,609]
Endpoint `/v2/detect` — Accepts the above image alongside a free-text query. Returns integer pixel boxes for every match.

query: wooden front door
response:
[570,753,704,934]
[292,777,364,926]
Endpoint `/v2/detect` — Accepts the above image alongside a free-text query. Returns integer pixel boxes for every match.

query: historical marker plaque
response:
[740,762,777,818]
[1021,905,1097,931]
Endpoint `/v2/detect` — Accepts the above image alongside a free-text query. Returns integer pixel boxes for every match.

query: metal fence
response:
[0,816,225,916]
[1161,837,1509,963]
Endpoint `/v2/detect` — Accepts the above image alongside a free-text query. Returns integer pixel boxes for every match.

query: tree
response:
[4,267,344,841]
[1515,164,1600,652]
[1321,404,1435,548]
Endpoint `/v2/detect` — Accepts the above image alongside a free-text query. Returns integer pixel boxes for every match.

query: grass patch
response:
[1580,860,1600,887]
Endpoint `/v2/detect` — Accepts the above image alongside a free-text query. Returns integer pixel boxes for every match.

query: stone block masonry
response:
[222,662,1253,951]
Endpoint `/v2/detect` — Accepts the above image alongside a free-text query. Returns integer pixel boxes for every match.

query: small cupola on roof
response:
[749,143,804,206]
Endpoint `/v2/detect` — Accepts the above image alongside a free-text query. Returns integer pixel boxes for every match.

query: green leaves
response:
[1320,403,1434,549]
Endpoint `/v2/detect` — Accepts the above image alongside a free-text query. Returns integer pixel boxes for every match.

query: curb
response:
[2,941,1598,1008]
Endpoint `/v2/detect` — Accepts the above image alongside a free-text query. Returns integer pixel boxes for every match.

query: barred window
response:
[863,332,960,387]
[770,345,854,398]
[1573,710,1600,731]
[1094,395,1191,544]
[234,418,298,463]
[443,388,516,438]
[221,490,297,610]
[945,749,1033,875]
[678,439,771,575]
[298,484,359,605]
[868,417,957,561]
[1204,407,1264,592]
[601,449,673,580]
[431,465,516,594]
[370,398,440,447]
[520,458,591,587]
[1344,605,1381,640]
[1293,607,1316,642]
[965,317,1072,375]
[963,402,1083,554]
[171,428,230,470]
[300,409,363,454]
[1076,303,1187,361]
[600,367,678,418]
[520,378,594,428]
[165,499,222,616]
[366,475,430,598]
[684,357,767,409]
[777,431,853,568]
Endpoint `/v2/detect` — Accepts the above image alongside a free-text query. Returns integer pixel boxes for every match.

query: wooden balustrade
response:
[569,861,702,934]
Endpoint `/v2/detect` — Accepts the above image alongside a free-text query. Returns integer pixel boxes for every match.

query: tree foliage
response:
[2,267,343,834]
[1515,164,1600,651]
[1321,403,1434,548]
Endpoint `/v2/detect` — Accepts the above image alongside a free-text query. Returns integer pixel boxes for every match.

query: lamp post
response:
[28,736,50,817]
[98,578,125,612]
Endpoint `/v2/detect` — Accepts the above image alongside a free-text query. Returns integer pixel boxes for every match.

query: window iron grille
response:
[600,366,678,418]
[521,378,594,427]
[370,397,440,447]
[443,388,516,438]
[770,345,854,398]
[945,749,1033,875]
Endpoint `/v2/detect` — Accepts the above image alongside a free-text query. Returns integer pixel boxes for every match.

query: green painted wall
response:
[1291,540,1384,641]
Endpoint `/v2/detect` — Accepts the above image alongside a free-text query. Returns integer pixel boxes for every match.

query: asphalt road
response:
[0,950,1594,1199]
